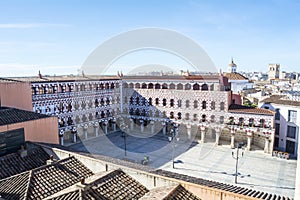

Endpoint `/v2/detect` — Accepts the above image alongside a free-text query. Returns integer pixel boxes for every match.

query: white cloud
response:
[0,23,71,29]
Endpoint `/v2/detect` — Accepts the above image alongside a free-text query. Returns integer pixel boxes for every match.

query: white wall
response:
[261,102,299,158]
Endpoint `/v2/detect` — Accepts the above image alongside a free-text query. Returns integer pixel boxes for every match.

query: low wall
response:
[48,147,259,200]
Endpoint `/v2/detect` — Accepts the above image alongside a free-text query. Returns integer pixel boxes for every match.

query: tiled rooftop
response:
[140,184,201,200]
[223,72,248,80]
[4,75,120,83]
[122,74,221,81]
[164,185,201,200]
[261,95,300,107]
[0,156,93,200]
[0,146,50,179]
[47,169,149,200]
[152,170,293,200]
[0,107,51,126]
[228,104,275,115]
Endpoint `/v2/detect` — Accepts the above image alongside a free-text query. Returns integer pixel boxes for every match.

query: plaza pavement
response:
[68,131,297,198]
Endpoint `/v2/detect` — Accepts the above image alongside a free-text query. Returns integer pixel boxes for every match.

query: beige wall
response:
[0,117,59,144]
[0,82,32,111]
[49,147,264,200]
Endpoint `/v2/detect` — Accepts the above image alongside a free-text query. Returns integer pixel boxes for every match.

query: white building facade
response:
[260,95,300,158]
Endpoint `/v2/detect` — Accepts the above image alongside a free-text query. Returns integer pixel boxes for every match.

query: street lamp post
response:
[232,142,245,184]
[120,123,128,157]
[168,123,179,169]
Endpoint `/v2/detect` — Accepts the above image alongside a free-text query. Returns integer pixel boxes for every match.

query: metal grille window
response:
[288,110,297,123]
[275,109,280,120]
[275,123,280,135]
[287,126,296,139]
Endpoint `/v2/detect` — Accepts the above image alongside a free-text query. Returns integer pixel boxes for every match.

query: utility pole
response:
[232,142,245,184]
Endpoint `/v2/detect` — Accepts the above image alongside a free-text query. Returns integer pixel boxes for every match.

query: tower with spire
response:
[228,58,237,73]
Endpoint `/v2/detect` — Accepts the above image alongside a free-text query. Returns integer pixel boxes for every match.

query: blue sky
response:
[0,0,299,76]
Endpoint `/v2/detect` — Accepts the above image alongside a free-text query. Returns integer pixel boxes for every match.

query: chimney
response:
[18,145,28,158]
[76,177,90,191]
[46,155,56,165]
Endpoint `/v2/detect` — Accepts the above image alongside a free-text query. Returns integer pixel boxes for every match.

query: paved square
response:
[68,131,297,198]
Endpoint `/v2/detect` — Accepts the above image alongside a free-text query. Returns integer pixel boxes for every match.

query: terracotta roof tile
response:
[0,156,93,200]
[0,107,51,126]
[152,170,291,200]
[140,184,201,200]
[223,72,248,80]
[47,169,149,200]
[164,185,201,200]
[0,146,50,179]
[228,104,275,115]
[261,95,300,107]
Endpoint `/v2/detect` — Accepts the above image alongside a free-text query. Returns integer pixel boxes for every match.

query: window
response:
[220,116,224,124]
[288,110,297,123]
[162,99,167,106]
[239,118,244,126]
[185,84,191,90]
[177,112,182,119]
[211,101,215,110]
[169,83,175,89]
[155,98,159,105]
[177,83,183,90]
[287,126,296,139]
[170,99,174,107]
[210,115,215,123]
[201,84,208,91]
[162,83,168,89]
[193,114,198,121]
[148,83,153,89]
[286,140,295,154]
[275,123,280,135]
[186,100,190,108]
[194,100,198,108]
[249,118,254,127]
[178,99,182,108]
[259,119,265,128]
[185,113,190,120]
[274,137,279,148]
[275,109,280,120]
[202,101,207,109]
[148,98,152,106]
[193,83,200,90]
[201,114,206,122]
[220,102,225,111]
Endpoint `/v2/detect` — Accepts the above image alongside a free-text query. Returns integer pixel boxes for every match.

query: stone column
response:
[112,118,116,132]
[130,118,134,131]
[264,137,270,153]
[71,127,77,143]
[94,123,99,137]
[246,131,253,151]
[230,127,236,149]
[186,124,192,140]
[200,125,206,143]
[215,126,221,145]
[103,120,108,135]
[83,124,88,140]
[59,129,64,146]
[162,121,166,135]
[150,120,155,134]
[140,120,144,132]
